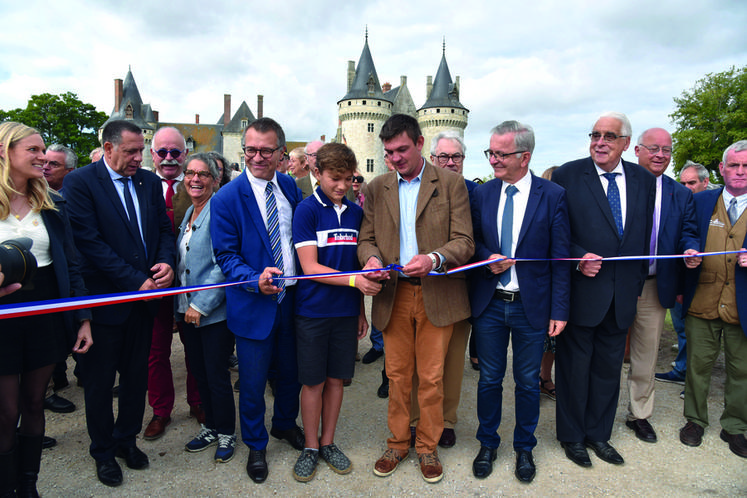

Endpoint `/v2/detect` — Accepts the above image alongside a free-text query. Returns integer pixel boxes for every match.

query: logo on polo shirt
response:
[317,229,358,247]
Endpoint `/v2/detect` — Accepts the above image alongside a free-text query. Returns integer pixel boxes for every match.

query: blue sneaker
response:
[655,371,685,385]
[185,425,218,452]
[214,433,236,463]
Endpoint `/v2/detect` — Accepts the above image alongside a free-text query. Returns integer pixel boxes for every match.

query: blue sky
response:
[1,0,746,180]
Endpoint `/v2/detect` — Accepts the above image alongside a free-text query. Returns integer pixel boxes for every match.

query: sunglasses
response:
[352,176,364,183]
[155,148,184,159]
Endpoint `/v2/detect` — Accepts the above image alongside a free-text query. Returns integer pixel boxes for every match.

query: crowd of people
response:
[0,109,745,495]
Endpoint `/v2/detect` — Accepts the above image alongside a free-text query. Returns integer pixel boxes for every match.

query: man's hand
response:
[486,254,515,275]
[362,256,390,281]
[151,263,174,288]
[402,254,433,278]
[737,248,747,268]
[72,320,93,354]
[258,267,283,295]
[138,278,158,291]
[578,253,603,277]
[354,274,382,296]
[683,248,702,268]
[548,319,567,337]
[357,313,369,340]
[184,307,202,327]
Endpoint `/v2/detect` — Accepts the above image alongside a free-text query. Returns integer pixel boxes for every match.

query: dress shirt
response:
[397,159,425,269]
[104,159,145,246]
[246,169,297,285]
[594,160,627,229]
[721,188,747,224]
[156,171,184,197]
[650,174,663,275]
[496,171,532,292]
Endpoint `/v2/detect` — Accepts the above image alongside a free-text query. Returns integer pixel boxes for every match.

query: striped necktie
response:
[265,182,285,303]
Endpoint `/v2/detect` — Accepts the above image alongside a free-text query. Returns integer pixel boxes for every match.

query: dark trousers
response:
[556,306,627,443]
[235,294,300,451]
[181,320,236,435]
[78,303,153,461]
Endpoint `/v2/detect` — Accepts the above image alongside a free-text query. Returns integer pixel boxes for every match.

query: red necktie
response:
[164,179,176,231]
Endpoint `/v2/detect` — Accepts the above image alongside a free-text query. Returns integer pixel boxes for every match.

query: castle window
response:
[367,123,374,132]
[348,102,351,106]
[366,159,374,173]
[362,101,366,105]
[377,102,381,106]
[125,104,133,119]
[451,109,455,113]
[241,119,248,129]
[436,109,441,113]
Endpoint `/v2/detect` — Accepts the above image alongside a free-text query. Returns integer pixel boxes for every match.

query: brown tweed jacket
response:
[358,160,474,329]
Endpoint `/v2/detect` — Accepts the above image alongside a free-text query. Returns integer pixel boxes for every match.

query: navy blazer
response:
[210,171,303,340]
[40,191,92,345]
[469,175,571,330]
[683,188,747,337]
[653,175,699,308]
[63,160,176,325]
[552,157,656,329]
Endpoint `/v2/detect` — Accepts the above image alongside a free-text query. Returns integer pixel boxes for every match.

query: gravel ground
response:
[40,317,746,497]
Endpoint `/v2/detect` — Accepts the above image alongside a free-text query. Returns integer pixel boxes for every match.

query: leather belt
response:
[400,277,422,286]
[494,289,520,302]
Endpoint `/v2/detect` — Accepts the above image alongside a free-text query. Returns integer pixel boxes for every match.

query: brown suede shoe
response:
[679,421,704,447]
[189,405,206,425]
[373,448,409,477]
[418,451,443,483]
[720,430,747,458]
[143,415,171,440]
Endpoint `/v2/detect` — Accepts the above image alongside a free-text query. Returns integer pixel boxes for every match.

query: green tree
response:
[0,92,108,166]
[670,66,747,182]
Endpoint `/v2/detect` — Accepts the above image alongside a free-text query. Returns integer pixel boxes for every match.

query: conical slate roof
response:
[104,68,154,130]
[339,33,391,103]
[225,101,256,132]
[419,49,466,111]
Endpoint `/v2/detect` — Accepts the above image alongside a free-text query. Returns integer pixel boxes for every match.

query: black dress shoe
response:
[584,439,624,465]
[410,426,416,448]
[626,419,657,443]
[362,347,384,364]
[473,446,497,478]
[43,394,75,414]
[438,428,456,448]
[270,426,305,451]
[115,446,149,470]
[246,449,268,483]
[561,441,591,467]
[96,459,123,487]
[42,436,57,449]
[515,450,536,483]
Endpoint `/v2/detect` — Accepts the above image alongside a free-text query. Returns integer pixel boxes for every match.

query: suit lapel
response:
[658,176,671,239]
[97,162,140,241]
[517,176,541,248]
[582,158,621,238]
[382,172,400,227]
[485,180,503,251]
[622,160,642,243]
[416,162,437,220]
[241,175,274,256]
[132,172,149,241]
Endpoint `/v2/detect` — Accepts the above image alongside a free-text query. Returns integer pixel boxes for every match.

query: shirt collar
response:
[396,158,425,184]
[503,170,532,193]
[312,187,349,212]
[246,169,278,190]
[594,159,624,177]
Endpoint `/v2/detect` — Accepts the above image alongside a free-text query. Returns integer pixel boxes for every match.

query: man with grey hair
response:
[552,112,655,467]
[469,120,570,482]
[298,140,323,199]
[43,144,77,192]
[624,128,700,443]
[679,139,747,458]
[89,147,104,163]
[430,130,466,174]
[679,160,710,192]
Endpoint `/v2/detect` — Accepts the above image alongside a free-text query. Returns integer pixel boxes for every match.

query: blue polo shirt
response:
[293,187,363,318]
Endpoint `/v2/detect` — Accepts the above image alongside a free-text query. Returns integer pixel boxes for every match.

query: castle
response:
[336,32,469,182]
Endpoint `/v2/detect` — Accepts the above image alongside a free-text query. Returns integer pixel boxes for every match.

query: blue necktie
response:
[118,177,145,248]
[265,182,285,303]
[603,172,623,237]
[499,184,518,286]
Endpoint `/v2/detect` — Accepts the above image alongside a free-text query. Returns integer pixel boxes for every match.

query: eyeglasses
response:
[434,153,465,164]
[484,150,526,160]
[43,160,65,168]
[638,144,672,155]
[352,176,364,183]
[589,132,628,143]
[184,169,213,180]
[282,153,290,160]
[155,148,184,159]
[305,152,317,158]
[243,146,281,159]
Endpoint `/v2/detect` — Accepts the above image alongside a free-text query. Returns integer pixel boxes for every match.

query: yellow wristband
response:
[349,275,356,287]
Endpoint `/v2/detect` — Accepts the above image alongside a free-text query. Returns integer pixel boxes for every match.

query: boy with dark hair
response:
[291,143,381,482]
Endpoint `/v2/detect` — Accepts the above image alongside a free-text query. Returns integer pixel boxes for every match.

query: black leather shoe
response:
[680,421,704,447]
[472,446,497,478]
[362,347,384,364]
[720,430,747,458]
[626,419,657,443]
[439,428,456,448]
[246,449,268,483]
[561,441,591,467]
[377,371,389,399]
[42,436,57,449]
[270,426,304,451]
[515,450,536,483]
[584,439,624,465]
[43,394,75,414]
[410,426,416,448]
[115,445,149,470]
[96,459,123,487]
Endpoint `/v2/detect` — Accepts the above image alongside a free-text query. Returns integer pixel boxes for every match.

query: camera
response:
[0,238,37,287]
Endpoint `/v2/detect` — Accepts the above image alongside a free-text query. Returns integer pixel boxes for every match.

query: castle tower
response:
[337,30,393,182]
[417,42,469,157]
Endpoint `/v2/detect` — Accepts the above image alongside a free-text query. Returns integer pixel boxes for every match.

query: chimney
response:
[321,134,326,142]
[224,94,231,127]
[347,61,355,93]
[114,79,123,112]
[382,82,392,92]
[257,95,264,118]
[195,114,200,124]
[153,110,159,122]
[426,76,433,100]
[400,75,407,87]
[455,75,460,89]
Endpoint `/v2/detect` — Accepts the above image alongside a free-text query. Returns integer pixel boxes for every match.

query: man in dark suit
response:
[679,140,747,458]
[552,112,655,467]
[210,117,304,484]
[625,128,700,443]
[358,114,473,484]
[469,121,570,482]
[63,120,175,487]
